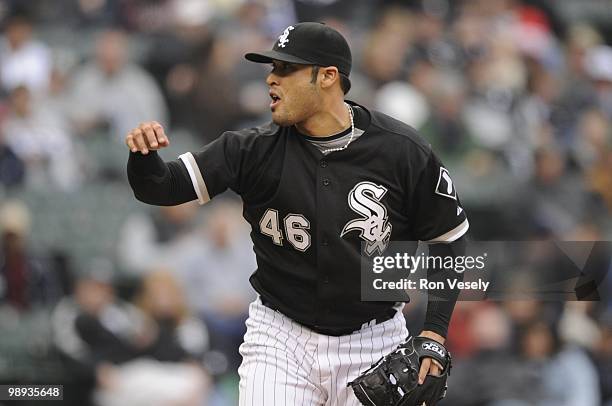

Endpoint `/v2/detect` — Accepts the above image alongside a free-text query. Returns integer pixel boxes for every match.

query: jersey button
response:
[320,160,328,168]
[323,178,330,186]
[321,238,329,246]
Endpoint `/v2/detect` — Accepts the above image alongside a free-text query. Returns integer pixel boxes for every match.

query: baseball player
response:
[126,22,467,405]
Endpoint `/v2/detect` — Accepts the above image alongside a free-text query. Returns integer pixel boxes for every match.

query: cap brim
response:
[245,50,314,65]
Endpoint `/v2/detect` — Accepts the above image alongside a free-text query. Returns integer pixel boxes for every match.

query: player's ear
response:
[319,66,339,90]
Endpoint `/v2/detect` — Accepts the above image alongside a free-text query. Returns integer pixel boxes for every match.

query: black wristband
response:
[127,151,197,205]
[128,151,166,178]
[423,236,467,338]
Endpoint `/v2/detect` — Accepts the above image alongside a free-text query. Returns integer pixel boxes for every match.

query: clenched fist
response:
[125,121,170,155]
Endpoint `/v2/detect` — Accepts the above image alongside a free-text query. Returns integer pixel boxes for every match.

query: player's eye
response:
[270,62,297,76]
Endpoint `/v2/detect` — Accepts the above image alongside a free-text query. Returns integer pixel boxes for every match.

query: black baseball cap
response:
[245,22,352,78]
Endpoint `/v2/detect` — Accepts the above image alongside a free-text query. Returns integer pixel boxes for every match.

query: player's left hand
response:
[417,330,445,385]
[348,334,452,405]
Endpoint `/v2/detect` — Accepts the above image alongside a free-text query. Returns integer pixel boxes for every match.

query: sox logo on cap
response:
[278,26,294,48]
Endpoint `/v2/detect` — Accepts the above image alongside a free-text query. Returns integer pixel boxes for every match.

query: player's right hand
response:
[125,121,170,155]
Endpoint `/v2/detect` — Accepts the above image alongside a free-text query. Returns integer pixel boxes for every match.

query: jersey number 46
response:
[259,208,311,252]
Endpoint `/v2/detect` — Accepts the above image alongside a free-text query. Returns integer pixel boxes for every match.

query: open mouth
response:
[270,93,281,109]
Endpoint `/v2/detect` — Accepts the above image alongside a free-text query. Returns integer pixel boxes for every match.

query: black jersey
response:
[177,101,468,331]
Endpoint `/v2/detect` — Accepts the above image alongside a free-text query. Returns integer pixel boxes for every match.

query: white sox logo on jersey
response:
[341,181,393,256]
[277,26,294,48]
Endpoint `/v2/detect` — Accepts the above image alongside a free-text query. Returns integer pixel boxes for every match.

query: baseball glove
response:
[348,336,452,406]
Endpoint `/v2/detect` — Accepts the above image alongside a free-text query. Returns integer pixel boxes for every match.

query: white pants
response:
[238,297,408,406]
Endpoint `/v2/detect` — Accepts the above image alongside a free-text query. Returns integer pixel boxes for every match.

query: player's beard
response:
[270,105,294,126]
[271,90,319,128]
[272,77,321,127]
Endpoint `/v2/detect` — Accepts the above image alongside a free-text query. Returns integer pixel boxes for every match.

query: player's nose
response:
[266,72,279,87]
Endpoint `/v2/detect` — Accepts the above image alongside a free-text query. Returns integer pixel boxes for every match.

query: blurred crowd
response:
[0,0,611,405]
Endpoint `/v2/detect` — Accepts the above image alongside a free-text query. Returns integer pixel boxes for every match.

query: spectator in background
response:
[45,59,80,130]
[116,201,204,274]
[584,45,612,119]
[54,260,209,406]
[69,29,168,138]
[520,318,601,406]
[573,108,611,220]
[0,200,59,310]
[188,31,251,141]
[71,261,149,367]
[444,302,483,359]
[0,122,25,189]
[52,259,142,404]
[445,304,524,405]
[94,270,209,406]
[564,23,603,83]
[2,85,81,190]
[526,146,593,237]
[177,200,256,373]
[118,197,255,374]
[448,302,601,406]
[558,302,601,350]
[134,270,209,364]
[555,23,604,144]
[0,9,52,95]
[514,62,561,167]
[419,70,474,165]
[360,7,414,88]
[574,108,610,171]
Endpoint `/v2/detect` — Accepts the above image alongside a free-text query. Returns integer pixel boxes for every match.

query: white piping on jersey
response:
[179,152,211,205]
[425,218,469,243]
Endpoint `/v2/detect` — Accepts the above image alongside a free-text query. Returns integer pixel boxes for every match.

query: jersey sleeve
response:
[178,131,243,204]
[410,151,469,242]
